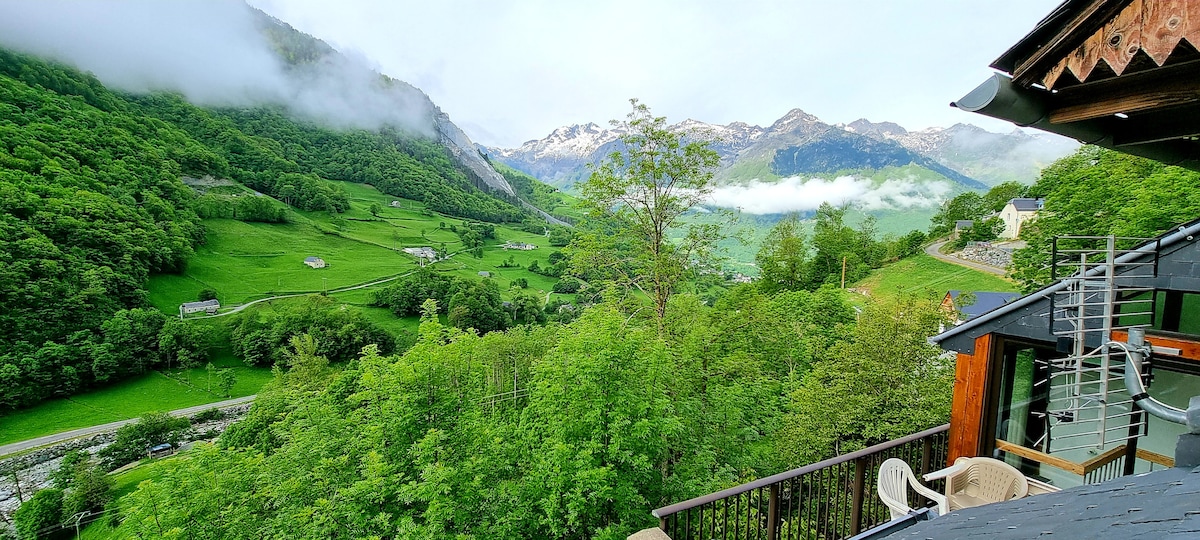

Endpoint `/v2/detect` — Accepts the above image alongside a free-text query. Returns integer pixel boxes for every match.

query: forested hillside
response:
[0,48,538,410]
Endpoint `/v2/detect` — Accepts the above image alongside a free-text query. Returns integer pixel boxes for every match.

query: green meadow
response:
[0,351,271,447]
[149,182,570,313]
[6,184,574,448]
[853,253,1017,302]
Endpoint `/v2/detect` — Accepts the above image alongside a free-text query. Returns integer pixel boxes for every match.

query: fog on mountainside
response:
[0,0,434,134]
[707,176,953,215]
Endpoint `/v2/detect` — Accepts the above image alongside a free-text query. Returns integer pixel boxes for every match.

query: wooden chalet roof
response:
[954,0,1200,171]
[996,0,1200,91]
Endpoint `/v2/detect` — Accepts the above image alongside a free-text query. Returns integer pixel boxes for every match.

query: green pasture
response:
[854,253,1017,302]
[147,218,420,311]
[149,185,571,316]
[0,352,271,447]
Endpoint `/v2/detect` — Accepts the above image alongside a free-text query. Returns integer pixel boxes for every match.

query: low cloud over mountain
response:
[0,0,433,134]
[707,176,952,215]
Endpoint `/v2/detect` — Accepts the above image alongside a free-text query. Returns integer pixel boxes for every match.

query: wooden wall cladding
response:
[1044,0,1200,89]
[948,333,993,464]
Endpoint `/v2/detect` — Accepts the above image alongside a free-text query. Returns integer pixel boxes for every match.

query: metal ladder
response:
[1040,235,1158,453]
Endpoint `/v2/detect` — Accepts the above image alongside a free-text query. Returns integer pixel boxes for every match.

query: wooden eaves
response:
[954,0,1200,170]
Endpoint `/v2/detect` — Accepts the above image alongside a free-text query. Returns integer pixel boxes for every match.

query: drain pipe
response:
[1116,329,1188,426]
[1116,328,1200,467]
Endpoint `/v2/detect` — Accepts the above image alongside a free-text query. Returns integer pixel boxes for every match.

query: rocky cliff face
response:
[256,11,524,205]
[433,109,515,197]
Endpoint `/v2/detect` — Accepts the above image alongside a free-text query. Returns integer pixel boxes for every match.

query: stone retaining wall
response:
[958,245,1012,269]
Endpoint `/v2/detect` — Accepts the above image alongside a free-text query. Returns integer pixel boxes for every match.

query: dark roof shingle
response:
[885,466,1200,539]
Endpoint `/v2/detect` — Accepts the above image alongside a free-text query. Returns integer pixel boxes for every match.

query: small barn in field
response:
[304,256,327,269]
[179,299,220,319]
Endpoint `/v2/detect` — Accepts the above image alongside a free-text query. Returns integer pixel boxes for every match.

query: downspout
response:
[1114,328,1189,427]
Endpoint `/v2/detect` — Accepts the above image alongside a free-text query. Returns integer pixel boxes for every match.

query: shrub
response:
[552,277,582,294]
[192,407,225,423]
[98,412,191,469]
[14,488,63,540]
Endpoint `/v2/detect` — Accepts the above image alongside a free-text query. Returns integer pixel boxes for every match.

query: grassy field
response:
[149,183,570,312]
[146,218,421,311]
[853,253,1018,302]
[0,352,271,447]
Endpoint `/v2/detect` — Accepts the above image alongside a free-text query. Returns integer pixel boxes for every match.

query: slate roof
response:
[180,299,220,309]
[304,256,323,263]
[1008,198,1043,212]
[884,466,1200,539]
[955,220,975,229]
[932,217,1200,354]
[946,291,1020,321]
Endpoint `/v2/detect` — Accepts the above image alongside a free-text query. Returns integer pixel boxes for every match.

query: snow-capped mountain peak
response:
[768,108,822,134]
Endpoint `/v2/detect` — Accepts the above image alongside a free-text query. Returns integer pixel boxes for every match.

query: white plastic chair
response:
[923,456,1029,511]
[877,458,949,520]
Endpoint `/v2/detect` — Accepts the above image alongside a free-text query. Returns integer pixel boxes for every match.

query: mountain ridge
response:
[485,110,1079,193]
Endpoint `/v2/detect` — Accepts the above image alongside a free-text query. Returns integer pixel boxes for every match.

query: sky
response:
[249,0,1064,147]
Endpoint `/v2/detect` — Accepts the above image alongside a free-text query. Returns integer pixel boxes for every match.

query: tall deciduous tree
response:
[573,100,722,330]
[755,214,808,294]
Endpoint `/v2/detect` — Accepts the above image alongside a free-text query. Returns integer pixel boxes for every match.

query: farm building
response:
[148,443,176,458]
[999,197,1044,239]
[478,271,491,278]
[403,247,438,262]
[503,241,537,250]
[179,299,219,319]
[952,220,974,240]
[304,256,326,269]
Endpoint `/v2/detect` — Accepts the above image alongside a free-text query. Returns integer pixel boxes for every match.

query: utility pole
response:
[841,256,847,289]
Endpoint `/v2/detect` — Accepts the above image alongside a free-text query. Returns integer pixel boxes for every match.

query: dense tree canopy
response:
[101,285,949,539]
[1010,147,1200,290]
[230,296,398,367]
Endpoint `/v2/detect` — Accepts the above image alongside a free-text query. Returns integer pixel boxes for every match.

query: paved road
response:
[0,395,256,458]
[925,240,1008,277]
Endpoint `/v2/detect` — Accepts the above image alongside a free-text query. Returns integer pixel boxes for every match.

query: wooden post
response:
[850,457,867,536]
[10,470,24,503]
[1124,405,1143,476]
[841,256,847,288]
[766,484,781,540]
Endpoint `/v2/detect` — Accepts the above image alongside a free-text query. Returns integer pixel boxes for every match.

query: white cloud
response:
[707,176,952,214]
[0,0,433,134]
[247,0,1065,146]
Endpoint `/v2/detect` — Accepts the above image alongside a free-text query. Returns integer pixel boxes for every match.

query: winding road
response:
[0,395,256,458]
[924,240,1008,276]
[196,250,466,318]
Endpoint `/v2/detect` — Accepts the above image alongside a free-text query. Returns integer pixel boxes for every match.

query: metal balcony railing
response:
[652,424,950,540]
